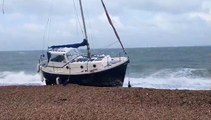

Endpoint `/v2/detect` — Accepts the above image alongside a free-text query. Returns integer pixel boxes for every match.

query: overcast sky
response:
[0,0,211,51]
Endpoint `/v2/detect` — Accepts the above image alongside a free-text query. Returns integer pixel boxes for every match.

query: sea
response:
[0,46,211,90]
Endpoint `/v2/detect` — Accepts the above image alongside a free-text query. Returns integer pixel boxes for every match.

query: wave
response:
[0,71,45,86]
[0,68,210,90]
[124,68,211,90]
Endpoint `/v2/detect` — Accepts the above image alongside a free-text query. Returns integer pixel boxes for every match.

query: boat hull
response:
[41,61,128,87]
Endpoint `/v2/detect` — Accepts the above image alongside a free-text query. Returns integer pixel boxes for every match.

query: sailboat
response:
[38,0,129,87]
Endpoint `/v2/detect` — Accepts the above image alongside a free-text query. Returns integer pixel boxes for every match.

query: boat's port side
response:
[37,47,129,86]
[41,58,128,86]
[40,55,128,75]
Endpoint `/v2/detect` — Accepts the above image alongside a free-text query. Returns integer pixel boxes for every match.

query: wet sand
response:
[0,85,211,120]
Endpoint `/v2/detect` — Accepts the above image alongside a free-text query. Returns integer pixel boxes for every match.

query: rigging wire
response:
[2,0,5,14]
[82,2,94,48]
[72,0,84,35]
[42,0,53,54]
[103,40,119,49]
[42,17,51,53]
[72,0,80,43]
[94,40,122,56]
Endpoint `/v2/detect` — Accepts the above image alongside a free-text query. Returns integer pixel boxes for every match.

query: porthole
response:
[80,66,84,69]
[93,64,96,68]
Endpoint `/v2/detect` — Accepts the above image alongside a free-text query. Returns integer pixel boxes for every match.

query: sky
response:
[0,0,211,51]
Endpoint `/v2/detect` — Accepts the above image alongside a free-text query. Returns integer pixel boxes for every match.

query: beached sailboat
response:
[38,0,129,87]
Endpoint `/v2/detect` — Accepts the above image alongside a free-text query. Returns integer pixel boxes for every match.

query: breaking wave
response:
[0,71,45,86]
[124,68,211,90]
[0,68,210,90]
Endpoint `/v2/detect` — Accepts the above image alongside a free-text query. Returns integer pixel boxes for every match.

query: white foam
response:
[0,71,45,86]
[124,68,211,90]
[0,69,210,90]
[124,76,211,90]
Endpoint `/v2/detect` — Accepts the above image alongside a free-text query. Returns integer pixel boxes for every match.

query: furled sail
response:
[49,39,88,49]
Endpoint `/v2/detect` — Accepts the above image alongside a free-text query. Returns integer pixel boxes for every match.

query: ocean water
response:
[0,46,211,90]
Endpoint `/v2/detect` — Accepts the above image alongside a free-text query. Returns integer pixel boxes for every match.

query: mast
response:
[101,0,128,56]
[79,0,91,58]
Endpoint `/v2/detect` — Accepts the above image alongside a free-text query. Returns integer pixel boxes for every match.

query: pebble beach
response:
[0,85,211,120]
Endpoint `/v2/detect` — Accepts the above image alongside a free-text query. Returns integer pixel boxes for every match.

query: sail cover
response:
[49,39,88,49]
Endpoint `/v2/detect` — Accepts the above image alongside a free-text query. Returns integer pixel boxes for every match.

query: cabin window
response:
[50,55,66,63]
[66,49,80,61]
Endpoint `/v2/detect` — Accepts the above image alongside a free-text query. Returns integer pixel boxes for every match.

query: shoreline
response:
[0,85,211,119]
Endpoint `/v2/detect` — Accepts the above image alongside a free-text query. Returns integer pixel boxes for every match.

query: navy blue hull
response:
[42,61,128,87]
